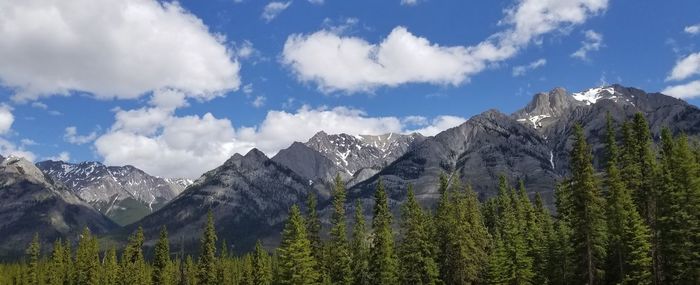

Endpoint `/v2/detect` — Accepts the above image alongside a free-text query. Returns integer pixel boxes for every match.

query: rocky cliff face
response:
[0,156,116,257]
[36,160,192,225]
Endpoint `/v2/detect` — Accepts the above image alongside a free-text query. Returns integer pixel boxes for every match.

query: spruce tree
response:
[48,239,65,285]
[102,247,119,285]
[351,200,370,285]
[369,179,399,285]
[434,173,453,282]
[328,174,353,285]
[603,115,652,285]
[26,233,41,285]
[121,226,149,285]
[532,193,556,284]
[253,241,273,285]
[184,255,198,285]
[398,186,439,285]
[75,227,100,285]
[198,211,218,285]
[153,226,173,285]
[306,191,323,263]
[568,124,608,285]
[278,205,319,285]
[446,182,490,284]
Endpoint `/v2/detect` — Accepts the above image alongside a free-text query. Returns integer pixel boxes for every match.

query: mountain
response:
[129,84,700,252]
[124,149,328,251]
[36,160,192,226]
[0,156,116,257]
[273,131,424,186]
[350,84,700,209]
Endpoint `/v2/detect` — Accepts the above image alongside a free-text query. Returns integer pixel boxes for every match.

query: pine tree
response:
[306,191,323,263]
[532,193,555,284]
[183,255,198,285]
[398,186,439,285]
[568,124,608,285]
[102,247,120,285]
[48,239,65,285]
[278,205,319,285]
[241,254,254,285]
[121,226,150,285]
[153,226,173,285]
[351,200,370,285]
[75,227,100,285]
[369,179,399,285]
[26,233,41,285]
[198,211,218,285]
[434,173,453,282]
[603,114,652,285]
[253,240,273,285]
[328,174,353,285]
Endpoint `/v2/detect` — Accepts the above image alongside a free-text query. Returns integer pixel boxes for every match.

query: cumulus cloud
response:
[94,99,465,178]
[0,105,14,135]
[685,24,700,35]
[45,151,71,162]
[662,80,700,99]
[262,1,292,22]
[512,58,547,77]
[252,96,266,108]
[666,52,700,82]
[63,126,98,145]
[0,0,240,102]
[282,0,608,92]
[571,30,604,61]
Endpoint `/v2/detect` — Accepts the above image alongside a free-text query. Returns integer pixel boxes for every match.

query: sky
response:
[0,0,698,179]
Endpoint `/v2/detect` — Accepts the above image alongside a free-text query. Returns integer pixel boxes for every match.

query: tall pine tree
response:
[328,174,353,285]
[369,179,399,285]
[198,211,218,285]
[278,204,319,285]
[351,200,370,285]
[398,185,439,285]
[153,226,173,285]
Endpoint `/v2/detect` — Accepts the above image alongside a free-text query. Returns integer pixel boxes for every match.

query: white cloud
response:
[45,151,71,162]
[0,105,14,135]
[512,58,547,76]
[666,52,700,82]
[0,0,240,102]
[31,102,48,110]
[252,96,266,108]
[94,99,465,178]
[0,138,36,162]
[282,0,608,93]
[571,30,604,61]
[662,80,700,99]
[685,24,700,35]
[63,126,98,145]
[262,1,292,22]
[308,0,324,5]
[401,0,422,6]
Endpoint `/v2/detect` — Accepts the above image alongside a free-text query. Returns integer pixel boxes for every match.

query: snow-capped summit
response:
[571,86,617,105]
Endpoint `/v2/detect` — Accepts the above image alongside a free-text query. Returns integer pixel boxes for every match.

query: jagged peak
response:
[244,148,268,160]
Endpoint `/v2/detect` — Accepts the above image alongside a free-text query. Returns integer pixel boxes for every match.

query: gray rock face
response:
[304,131,423,178]
[0,156,116,257]
[128,149,327,251]
[36,160,192,226]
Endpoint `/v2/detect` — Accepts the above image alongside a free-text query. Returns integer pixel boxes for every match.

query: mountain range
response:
[1,84,699,255]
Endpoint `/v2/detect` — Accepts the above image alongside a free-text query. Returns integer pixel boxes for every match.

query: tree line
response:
[1,113,699,285]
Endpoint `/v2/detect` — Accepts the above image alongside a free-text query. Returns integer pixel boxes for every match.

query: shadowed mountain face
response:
[36,160,192,226]
[0,156,117,258]
[125,85,700,252]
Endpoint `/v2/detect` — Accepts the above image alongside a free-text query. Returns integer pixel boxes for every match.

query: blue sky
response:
[0,0,698,178]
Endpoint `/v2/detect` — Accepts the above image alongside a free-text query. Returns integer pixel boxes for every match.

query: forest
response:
[0,113,698,285]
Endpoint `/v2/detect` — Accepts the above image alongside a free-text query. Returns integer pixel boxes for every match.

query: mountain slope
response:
[0,156,117,257]
[36,160,191,225]
[127,149,326,251]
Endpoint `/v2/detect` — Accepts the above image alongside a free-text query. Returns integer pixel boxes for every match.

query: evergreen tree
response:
[369,179,399,285]
[198,211,218,285]
[434,173,453,282]
[48,239,66,285]
[306,191,323,263]
[398,186,439,285]
[102,247,120,285]
[328,174,353,285]
[278,205,319,285]
[121,226,150,285]
[532,193,556,285]
[153,226,173,285]
[183,256,198,285]
[253,240,273,285]
[351,200,371,285]
[603,114,652,285]
[240,254,254,285]
[26,233,41,285]
[568,124,608,285]
[75,227,100,285]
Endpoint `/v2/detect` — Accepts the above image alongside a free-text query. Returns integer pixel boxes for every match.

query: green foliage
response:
[153,226,173,285]
[369,179,399,285]
[398,186,439,285]
[75,228,100,285]
[198,211,218,285]
[252,241,273,285]
[121,226,150,285]
[351,200,371,285]
[328,174,353,285]
[278,205,319,285]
